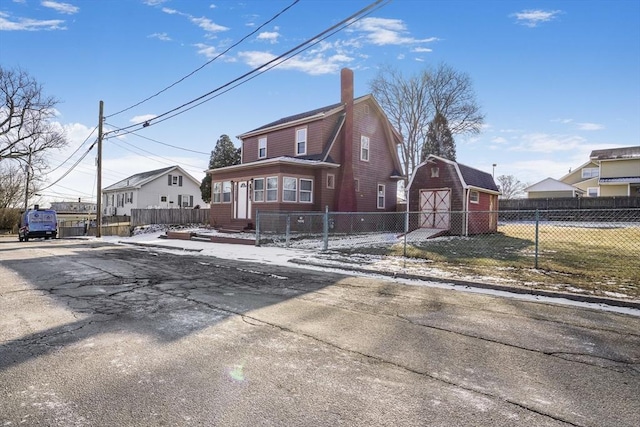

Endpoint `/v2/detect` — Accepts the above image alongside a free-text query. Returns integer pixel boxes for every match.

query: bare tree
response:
[496,174,527,199]
[370,63,484,182]
[0,162,25,209]
[0,66,67,164]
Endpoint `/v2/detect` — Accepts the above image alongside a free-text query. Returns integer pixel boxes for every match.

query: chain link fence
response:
[256,208,640,297]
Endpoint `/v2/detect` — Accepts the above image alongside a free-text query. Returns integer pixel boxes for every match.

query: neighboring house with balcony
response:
[526,146,640,198]
[102,165,207,216]
[207,68,404,230]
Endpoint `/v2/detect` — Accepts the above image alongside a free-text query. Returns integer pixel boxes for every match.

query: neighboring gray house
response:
[102,165,208,216]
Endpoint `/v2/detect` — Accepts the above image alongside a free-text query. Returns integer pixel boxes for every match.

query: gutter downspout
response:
[464,187,470,237]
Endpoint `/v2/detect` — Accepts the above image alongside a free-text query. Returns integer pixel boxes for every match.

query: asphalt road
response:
[1,237,639,427]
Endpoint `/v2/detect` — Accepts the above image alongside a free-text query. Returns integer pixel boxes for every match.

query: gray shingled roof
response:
[104,166,175,191]
[457,162,500,192]
[244,95,368,135]
[590,146,640,160]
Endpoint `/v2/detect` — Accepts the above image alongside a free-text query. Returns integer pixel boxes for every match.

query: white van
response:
[18,209,58,242]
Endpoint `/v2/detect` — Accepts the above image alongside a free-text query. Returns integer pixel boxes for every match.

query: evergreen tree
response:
[421,112,456,162]
[200,134,241,203]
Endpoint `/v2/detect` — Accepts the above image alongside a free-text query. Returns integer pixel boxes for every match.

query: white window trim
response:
[258,137,267,159]
[253,178,265,202]
[470,190,480,204]
[266,176,278,202]
[300,178,313,203]
[587,187,600,197]
[283,176,297,202]
[582,167,599,179]
[295,127,307,156]
[360,135,370,162]
[327,174,335,189]
[222,181,232,203]
[212,182,222,203]
[377,184,385,209]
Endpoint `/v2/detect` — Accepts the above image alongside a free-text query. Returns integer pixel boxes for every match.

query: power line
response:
[104,0,386,138]
[104,124,210,155]
[45,125,98,175]
[39,140,97,191]
[105,0,301,119]
[107,139,207,175]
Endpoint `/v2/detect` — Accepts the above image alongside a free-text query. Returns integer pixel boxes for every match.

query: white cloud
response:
[148,32,171,41]
[41,1,79,14]
[511,133,586,153]
[143,0,168,5]
[130,114,157,124]
[491,137,508,144]
[161,7,178,15]
[209,4,216,9]
[512,9,562,28]
[350,17,438,46]
[257,31,279,44]
[576,122,604,131]
[411,47,432,53]
[191,16,228,33]
[0,12,66,31]
[194,43,217,59]
[238,50,352,75]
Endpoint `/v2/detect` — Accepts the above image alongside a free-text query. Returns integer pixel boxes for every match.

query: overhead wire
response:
[104,0,386,139]
[45,125,98,175]
[107,138,207,175]
[105,0,301,119]
[38,139,97,191]
[104,123,210,155]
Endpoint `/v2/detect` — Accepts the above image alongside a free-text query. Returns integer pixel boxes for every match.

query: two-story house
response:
[207,68,404,229]
[102,165,207,216]
[527,146,640,198]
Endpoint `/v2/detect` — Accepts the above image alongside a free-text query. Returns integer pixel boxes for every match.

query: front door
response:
[420,189,450,229]
[235,181,250,219]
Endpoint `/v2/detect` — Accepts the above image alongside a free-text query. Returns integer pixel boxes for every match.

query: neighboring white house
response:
[524,177,586,199]
[102,165,208,216]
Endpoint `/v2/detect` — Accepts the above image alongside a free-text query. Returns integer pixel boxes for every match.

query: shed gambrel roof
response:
[104,165,199,192]
[590,146,640,160]
[407,155,499,193]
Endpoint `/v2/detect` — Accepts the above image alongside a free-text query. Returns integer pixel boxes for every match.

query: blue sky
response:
[1,0,639,204]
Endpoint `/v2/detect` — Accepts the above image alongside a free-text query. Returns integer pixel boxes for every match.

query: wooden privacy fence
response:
[499,196,640,210]
[131,209,210,227]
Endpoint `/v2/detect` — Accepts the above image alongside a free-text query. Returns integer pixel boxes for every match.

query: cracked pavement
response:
[1,238,639,426]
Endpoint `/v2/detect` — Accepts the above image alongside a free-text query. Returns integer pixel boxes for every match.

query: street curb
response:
[289,259,640,310]
[118,241,203,252]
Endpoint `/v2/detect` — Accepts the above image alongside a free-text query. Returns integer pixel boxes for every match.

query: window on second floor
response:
[296,128,307,155]
[360,135,370,161]
[258,137,267,159]
[582,167,599,179]
[327,174,335,189]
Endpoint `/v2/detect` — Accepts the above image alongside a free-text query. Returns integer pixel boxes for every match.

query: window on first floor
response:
[178,194,193,207]
[327,174,335,189]
[470,190,479,203]
[377,184,385,209]
[300,179,313,203]
[213,182,221,203]
[283,177,297,202]
[587,187,600,197]
[253,178,264,202]
[354,178,360,192]
[267,177,278,201]
[222,181,232,202]
[160,195,167,203]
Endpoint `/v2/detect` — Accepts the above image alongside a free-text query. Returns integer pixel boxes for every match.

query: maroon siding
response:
[408,158,498,235]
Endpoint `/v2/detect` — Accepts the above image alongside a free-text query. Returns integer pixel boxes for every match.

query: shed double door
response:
[420,189,450,229]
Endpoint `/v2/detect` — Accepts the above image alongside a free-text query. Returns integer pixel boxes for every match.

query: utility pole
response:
[96,101,103,237]
[23,149,32,212]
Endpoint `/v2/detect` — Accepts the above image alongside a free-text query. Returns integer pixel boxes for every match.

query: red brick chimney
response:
[336,68,357,211]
